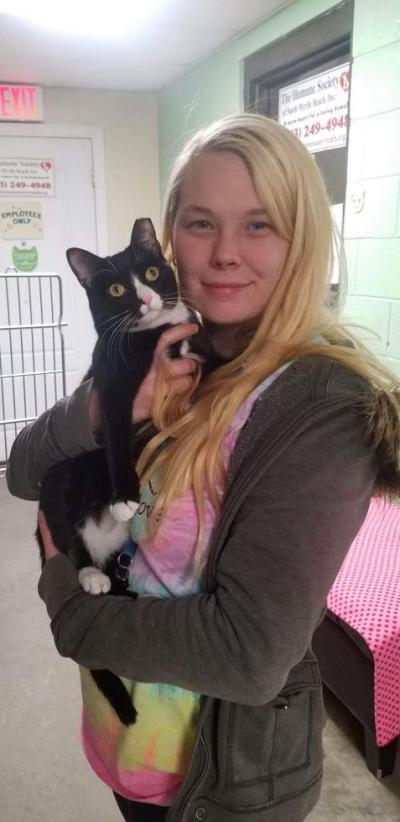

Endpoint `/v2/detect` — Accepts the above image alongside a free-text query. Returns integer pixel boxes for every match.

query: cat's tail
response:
[90,669,137,725]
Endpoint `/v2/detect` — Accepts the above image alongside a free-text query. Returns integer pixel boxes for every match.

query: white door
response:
[0,131,104,463]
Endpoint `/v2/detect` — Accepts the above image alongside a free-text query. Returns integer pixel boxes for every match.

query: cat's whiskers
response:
[98,311,131,337]
[165,297,183,304]
[107,313,131,372]
[107,320,122,373]
[176,291,199,314]
[161,295,180,306]
[118,316,136,368]
[107,311,141,371]
[124,309,141,331]
[98,312,127,329]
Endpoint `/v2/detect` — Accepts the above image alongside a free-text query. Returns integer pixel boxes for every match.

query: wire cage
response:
[0,270,67,476]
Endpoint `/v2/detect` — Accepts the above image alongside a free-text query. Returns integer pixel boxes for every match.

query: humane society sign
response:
[278,63,350,153]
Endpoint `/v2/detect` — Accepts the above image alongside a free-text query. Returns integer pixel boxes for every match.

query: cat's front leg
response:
[100,388,142,523]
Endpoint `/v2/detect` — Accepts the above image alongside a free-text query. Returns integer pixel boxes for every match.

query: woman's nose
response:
[210,232,240,268]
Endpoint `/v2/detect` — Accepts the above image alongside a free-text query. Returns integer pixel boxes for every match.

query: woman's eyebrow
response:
[182,206,214,215]
[181,206,268,216]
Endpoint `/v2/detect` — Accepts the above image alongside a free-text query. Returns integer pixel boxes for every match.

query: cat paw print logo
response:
[40,160,52,172]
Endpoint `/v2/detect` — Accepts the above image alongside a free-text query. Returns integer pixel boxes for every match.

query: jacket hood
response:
[360,387,400,499]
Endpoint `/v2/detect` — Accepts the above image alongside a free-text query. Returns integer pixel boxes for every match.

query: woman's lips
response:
[202,282,250,297]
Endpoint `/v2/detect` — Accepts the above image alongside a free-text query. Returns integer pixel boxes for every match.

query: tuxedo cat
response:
[36,217,225,725]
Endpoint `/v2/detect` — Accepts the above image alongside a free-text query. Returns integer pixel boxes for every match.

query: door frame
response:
[0,123,108,254]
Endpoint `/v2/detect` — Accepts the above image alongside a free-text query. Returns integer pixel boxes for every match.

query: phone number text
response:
[290,115,348,139]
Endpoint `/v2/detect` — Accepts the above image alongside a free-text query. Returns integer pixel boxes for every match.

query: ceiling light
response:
[1,1,165,37]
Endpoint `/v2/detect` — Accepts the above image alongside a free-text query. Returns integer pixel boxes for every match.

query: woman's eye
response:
[189,220,213,230]
[145,266,160,282]
[248,221,271,231]
[108,283,126,297]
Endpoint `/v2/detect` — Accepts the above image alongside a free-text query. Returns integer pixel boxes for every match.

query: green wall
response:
[159,0,400,374]
[343,0,400,372]
[159,0,339,194]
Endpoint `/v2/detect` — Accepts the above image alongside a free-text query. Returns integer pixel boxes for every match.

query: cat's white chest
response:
[78,508,129,566]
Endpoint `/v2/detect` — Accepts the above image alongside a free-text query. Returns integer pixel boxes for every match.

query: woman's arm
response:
[6,323,199,502]
[6,380,99,501]
[37,403,377,704]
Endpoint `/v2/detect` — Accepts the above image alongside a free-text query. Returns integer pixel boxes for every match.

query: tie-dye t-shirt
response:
[80,364,290,805]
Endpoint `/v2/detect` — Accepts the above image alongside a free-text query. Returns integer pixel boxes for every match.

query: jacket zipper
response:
[176,733,209,821]
[172,699,211,821]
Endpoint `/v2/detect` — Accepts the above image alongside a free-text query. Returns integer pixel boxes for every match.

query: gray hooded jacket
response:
[7,355,397,822]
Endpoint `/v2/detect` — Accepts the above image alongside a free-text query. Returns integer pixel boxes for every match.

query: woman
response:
[7,114,400,822]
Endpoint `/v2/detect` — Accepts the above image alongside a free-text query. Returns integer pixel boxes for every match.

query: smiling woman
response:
[7,113,400,822]
[172,150,289,328]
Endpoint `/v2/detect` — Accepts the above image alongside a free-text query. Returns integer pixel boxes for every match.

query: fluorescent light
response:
[1,1,164,37]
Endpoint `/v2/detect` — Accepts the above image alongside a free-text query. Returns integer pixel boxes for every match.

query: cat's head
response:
[66,218,179,335]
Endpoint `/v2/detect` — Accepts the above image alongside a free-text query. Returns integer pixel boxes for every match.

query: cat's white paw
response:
[110,500,139,522]
[79,566,111,595]
[179,340,203,363]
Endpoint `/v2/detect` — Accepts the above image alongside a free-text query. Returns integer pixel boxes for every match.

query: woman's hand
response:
[88,323,199,431]
[38,510,60,562]
[132,323,199,423]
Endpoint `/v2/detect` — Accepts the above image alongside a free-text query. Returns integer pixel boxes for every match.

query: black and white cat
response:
[36,218,225,724]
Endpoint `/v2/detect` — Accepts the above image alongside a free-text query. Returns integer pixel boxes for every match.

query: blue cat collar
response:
[117,539,137,571]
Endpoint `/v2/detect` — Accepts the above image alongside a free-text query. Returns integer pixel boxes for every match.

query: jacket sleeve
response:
[6,379,99,501]
[37,403,378,704]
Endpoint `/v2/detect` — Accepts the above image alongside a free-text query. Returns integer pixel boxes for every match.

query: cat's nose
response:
[141,292,152,306]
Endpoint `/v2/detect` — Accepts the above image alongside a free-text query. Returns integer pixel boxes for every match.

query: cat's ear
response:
[131,218,162,254]
[66,248,99,289]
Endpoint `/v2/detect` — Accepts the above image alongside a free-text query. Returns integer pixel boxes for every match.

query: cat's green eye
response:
[108,283,126,297]
[145,266,159,282]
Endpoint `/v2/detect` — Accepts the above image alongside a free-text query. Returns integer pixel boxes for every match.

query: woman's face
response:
[171,150,289,326]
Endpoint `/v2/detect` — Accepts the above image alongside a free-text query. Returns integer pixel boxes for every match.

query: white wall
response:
[43,87,160,252]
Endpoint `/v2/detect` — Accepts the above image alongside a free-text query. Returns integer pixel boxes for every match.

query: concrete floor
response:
[1,478,399,822]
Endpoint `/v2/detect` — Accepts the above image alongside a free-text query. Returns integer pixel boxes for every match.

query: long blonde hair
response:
[137,113,400,562]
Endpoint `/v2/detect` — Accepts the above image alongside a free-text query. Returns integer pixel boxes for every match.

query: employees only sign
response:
[278,63,350,153]
[0,200,43,240]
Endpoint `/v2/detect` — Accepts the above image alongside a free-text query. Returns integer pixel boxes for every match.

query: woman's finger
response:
[166,357,198,377]
[38,510,59,561]
[131,326,199,423]
[171,375,196,394]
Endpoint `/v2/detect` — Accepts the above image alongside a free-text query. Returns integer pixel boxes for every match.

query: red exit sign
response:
[0,84,43,121]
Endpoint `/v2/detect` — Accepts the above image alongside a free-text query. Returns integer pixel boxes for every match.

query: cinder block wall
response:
[344,2,400,374]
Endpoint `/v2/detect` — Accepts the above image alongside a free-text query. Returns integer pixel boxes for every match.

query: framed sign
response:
[278,63,350,153]
[0,158,55,195]
[0,200,43,240]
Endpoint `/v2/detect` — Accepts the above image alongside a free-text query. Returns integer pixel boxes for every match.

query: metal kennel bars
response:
[0,270,67,476]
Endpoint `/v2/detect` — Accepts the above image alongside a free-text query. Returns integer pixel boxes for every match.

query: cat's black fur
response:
[36,218,226,726]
